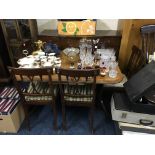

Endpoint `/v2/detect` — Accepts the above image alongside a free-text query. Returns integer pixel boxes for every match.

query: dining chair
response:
[140,24,155,64]
[57,68,100,134]
[100,45,145,119]
[8,67,58,131]
[126,45,145,78]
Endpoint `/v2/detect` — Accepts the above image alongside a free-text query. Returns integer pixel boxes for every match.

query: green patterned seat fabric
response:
[63,85,93,102]
[25,82,57,101]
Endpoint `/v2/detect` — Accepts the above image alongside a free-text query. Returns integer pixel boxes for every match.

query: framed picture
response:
[57,19,96,36]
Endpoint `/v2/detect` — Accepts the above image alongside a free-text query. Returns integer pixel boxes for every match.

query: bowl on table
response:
[63,48,80,63]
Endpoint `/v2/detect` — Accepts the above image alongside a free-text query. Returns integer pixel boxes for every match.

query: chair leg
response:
[23,104,30,131]
[89,105,94,134]
[100,100,110,120]
[62,103,67,130]
[52,103,58,130]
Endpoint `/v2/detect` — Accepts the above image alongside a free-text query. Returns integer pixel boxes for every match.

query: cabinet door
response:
[18,19,31,40]
[1,19,38,42]
[0,23,11,82]
[1,20,19,41]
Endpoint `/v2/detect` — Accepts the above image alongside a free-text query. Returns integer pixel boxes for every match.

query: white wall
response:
[37,19,121,34]
[96,19,119,30]
[37,19,58,33]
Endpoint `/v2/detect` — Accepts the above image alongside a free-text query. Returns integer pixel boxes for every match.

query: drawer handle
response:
[121,113,127,118]
[0,118,3,121]
[139,119,153,126]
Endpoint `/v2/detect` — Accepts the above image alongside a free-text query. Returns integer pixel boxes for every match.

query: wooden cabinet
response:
[38,30,122,60]
[119,19,155,71]
[0,19,38,66]
[0,24,11,82]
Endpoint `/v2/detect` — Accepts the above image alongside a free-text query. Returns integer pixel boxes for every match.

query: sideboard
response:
[38,30,122,59]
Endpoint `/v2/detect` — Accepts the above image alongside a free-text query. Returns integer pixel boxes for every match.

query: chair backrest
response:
[126,45,145,78]
[9,67,55,104]
[140,24,155,63]
[57,68,100,105]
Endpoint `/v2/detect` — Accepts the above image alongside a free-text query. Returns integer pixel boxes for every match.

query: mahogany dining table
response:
[16,53,125,85]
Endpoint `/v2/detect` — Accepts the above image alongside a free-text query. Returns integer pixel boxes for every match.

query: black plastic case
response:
[124,61,155,102]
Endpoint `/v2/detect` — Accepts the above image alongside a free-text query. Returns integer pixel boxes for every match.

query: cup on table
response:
[41,59,47,66]
[34,55,40,60]
[47,56,55,62]
[43,61,53,67]
[33,60,40,68]
[40,55,47,60]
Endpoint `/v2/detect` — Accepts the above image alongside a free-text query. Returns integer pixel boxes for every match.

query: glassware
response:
[79,39,86,68]
[67,48,79,69]
[79,38,95,69]
[87,44,92,53]
[92,38,100,49]
[111,55,116,62]
[85,53,93,68]
[79,39,87,56]
[109,62,118,78]
[100,54,110,68]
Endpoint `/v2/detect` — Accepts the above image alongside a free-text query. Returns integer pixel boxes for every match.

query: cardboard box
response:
[0,103,25,133]
[57,20,96,36]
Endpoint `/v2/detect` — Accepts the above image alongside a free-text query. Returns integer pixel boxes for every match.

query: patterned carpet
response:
[0,104,116,135]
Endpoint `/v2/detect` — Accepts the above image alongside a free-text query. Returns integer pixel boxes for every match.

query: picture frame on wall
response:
[57,19,96,36]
